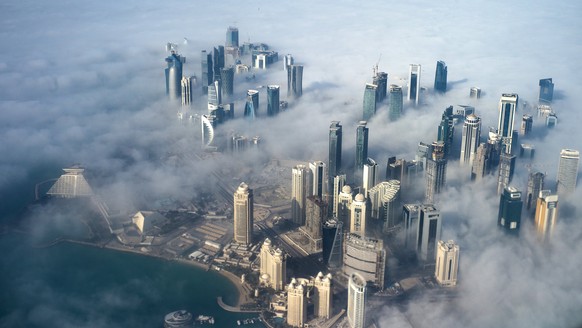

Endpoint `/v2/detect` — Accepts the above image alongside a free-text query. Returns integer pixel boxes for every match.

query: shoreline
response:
[2,230,250,310]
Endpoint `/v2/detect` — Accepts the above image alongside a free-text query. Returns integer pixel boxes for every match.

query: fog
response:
[1,0,581,327]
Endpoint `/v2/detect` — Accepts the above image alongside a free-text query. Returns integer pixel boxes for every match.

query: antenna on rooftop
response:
[373,53,382,77]
[166,42,179,53]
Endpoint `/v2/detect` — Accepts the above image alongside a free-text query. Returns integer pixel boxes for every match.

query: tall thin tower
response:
[355,121,369,171]
[362,84,378,121]
[347,273,367,328]
[328,121,343,202]
[425,142,447,203]
[434,60,447,93]
[233,182,253,245]
[497,94,518,154]
[460,114,481,166]
[408,64,421,106]
[291,165,310,226]
[556,149,579,195]
[535,190,558,243]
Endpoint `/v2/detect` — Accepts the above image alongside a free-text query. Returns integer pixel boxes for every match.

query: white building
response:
[286,278,307,327]
[259,238,286,291]
[347,273,367,328]
[350,194,368,237]
[291,165,310,225]
[435,240,460,287]
[460,114,481,166]
[556,149,579,195]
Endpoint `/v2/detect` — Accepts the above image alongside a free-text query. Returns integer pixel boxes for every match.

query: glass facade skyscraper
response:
[408,64,421,106]
[226,26,239,48]
[498,186,523,235]
[425,142,447,204]
[497,94,518,154]
[355,121,369,171]
[437,106,455,158]
[389,85,403,121]
[556,149,580,195]
[460,114,481,166]
[362,84,377,121]
[434,60,447,93]
[328,121,343,209]
[287,65,303,98]
[201,50,213,93]
[244,90,259,120]
[267,85,280,116]
[538,78,554,103]
[373,72,388,102]
[165,53,184,101]
[219,66,234,100]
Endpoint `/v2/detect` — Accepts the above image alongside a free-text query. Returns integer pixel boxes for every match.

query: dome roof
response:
[355,193,365,202]
[342,185,352,194]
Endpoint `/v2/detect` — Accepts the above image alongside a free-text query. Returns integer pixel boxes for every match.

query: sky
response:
[1,0,581,327]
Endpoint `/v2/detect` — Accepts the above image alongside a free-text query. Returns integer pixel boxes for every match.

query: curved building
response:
[347,273,367,328]
[460,114,481,166]
[164,310,193,328]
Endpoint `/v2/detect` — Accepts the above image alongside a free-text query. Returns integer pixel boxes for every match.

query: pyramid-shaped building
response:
[47,166,93,198]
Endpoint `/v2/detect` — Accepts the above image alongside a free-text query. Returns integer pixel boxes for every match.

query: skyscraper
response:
[535,190,558,243]
[309,161,327,200]
[556,149,580,195]
[471,143,491,181]
[368,180,401,232]
[362,158,377,197]
[497,94,518,154]
[207,80,222,110]
[328,121,343,201]
[244,90,259,119]
[526,172,545,212]
[498,186,523,235]
[520,114,533,136]
[343,233,385,289]
[435,240,459,287]
[233,182,253,245]
[213,46,225,82]
[304,196,325,251]
[362,83,378,121]
[425,142,447,204]
[283,54,294,71]
[434,60,447,93]
[200,50,213,93]
[403,204,421,250]
[266,85,280,116]
[286,278,307,327]
[355,121,369,171]
[497,152,516,194]
[408,64,421,106]
[373,72,388,102]
[313,272,333,319]
[539,78,554,103]
[437,106,454,157]
[165,52,184,101]
[259,238,287,291]
[180,76,194,106]
[332,174,347,217]
[337,185,353,227]
[460,114,481,166]
[350,193,368,237]
[291,165,310,226]
[347,273,367,328]
[226,26,239,48]
[470,87,481,99]
[388,85,403,121]
[416,204,441,263]
[219,66,234,100]
[287,65,303,98]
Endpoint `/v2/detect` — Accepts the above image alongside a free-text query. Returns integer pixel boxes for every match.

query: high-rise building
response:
[408,64,421,106]
[180,76,194,106]
[368,180,401,233]
[219,66,234,100]
[313,272,333,319]
[362,83,378,121]
[201,50,213,93]
[309,161,327,200]
[425,142,447,204]
[416,141,433,170]
[207,80,222,110]
[350,193,368,237]
[286,278,307,327]
[337,185,353,227]
[304,196,325,251]
[498,186,523,235]
[386,157,405,181]
[226,26,239,48]
[347,273,367,328]
[332,174,347,218]
[200,115,216,148]
[539,78,554,103]
[244,90,259,119]
[362,158,378,197]
[373,72,388,102]
[471,143,491,181]
[343,233,385,289]
[213,46,225,81]
[416,204,441,263]
[47,166,93,198]
[389,85,403,121]
[526,172,545,212]
[519,144,535,159]
[287,65,303,98]
[165,53,185,101]
[434,60,447,93]
[355,121,369,171]
[497,152,516,194]
[435,240,459,287]
[460,114,481,166]
[534,190,558,243]
[556,149,580,195]
[497,94,518,154]
[437,106,455,157]
[266,85,280,116]
[470,87,481,99]
[328,121,343,199]
[283,54,294,71]
[259,238,287,291]
[292,165,310,226]
[323,219,343,268]
[520,114,533,136]
[233,182,253,245]
[403,204,421,250]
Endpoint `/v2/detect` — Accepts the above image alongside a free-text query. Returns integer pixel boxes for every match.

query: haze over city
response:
[1,1,581,327]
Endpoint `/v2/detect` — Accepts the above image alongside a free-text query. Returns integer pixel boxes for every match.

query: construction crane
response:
[373,53,382,77]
